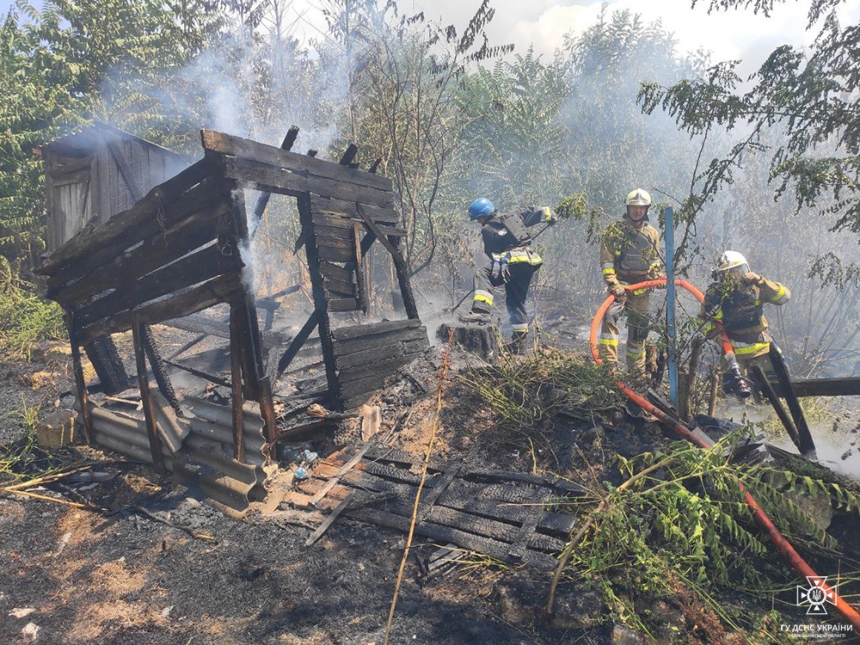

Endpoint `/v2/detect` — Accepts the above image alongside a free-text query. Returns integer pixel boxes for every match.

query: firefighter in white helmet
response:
[598,189,662,379]
[699,250,791,392]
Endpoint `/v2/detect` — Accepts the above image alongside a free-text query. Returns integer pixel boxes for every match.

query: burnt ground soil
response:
[2,320,860,645]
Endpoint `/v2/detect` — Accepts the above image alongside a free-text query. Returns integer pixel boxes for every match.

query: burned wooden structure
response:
[35,125,429,508]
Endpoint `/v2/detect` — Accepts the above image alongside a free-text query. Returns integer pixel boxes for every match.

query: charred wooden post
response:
[273,312,319,382]
[353,223,368,313]
[298,192,341,405]
[338,144,358,166]
[751,364,802,452]
[230,306,246,464]
[67,314,92,445]
[768,344,816,458]
[257,376,278,461]
[132,320,165,474]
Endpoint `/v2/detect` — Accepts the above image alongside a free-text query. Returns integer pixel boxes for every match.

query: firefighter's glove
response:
[611,285,627,300]
[540,206,557,225]
[744,272,762,285]
[648,265,663,280]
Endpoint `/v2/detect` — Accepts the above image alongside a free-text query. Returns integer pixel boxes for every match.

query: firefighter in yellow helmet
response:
[699,250,791,393]
[598,189,662,378]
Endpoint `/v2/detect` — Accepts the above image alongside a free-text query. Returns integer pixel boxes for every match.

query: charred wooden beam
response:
[768,344,816,458]
[751,364,802,453]
[273,312,319,382]
[222,157,394,210]
[338,143,358,166]
[74,242,242,326]
[355,204,418,319]
[298,192,340,407]
[230,306,245,464]
[132,320,165,474]
[200,130,390,192]
[67,313,92,445]
[77,273,243,345]
[368,158,382,174]
[767,376,860,398]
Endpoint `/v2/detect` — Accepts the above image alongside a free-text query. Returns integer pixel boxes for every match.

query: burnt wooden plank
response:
[250,127,299,233]
[201,130,391,192]
[51,200,229,306]
[222,157,394,210]
[328,297,360,312]
[74,243,242,326]
[77,273,242,345]
[312,212,405,238]
[417,465,461,521]
[310,196,400,224]
[333,327,428,357]
[768,376,860,398]
[338,344,428,379]
[508,506,544,561]
[319,261,354,283]
[317,245,355,263]
[316,234,354,251]
[39,156,215,276]
[230,305,245,463]
[297,192,341,410]
[335,337,429,370]
[323,277,357,298]
[346,508,558,570]
[332,318,421,341]
[313,223,355,240]
[464,469,588,495]
[273,312,319,380]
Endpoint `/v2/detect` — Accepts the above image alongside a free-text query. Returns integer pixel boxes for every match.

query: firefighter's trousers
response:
[472,255,539,336]
[599,289,651,374]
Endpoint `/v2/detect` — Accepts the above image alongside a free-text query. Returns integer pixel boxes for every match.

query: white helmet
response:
[717,250,750,275]
[625,188,652,207]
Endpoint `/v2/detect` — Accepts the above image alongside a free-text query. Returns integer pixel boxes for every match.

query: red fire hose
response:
[590,278,860,631]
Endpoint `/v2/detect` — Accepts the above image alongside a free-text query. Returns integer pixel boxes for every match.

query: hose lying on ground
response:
[586,278,860,632]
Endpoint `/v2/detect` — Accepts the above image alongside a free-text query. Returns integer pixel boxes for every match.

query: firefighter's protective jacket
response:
[599,215,661,289]
[479,206,554,265]
[700,276,791,357]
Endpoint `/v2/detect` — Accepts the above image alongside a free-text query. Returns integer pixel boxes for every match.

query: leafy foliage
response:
[0,256,65,361]
[568,428,859,636]
[639,1,860,283]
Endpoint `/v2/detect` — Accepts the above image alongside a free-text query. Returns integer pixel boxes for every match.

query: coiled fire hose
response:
[589,278,860,631]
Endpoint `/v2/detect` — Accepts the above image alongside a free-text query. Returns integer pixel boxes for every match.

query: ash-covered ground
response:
[2,320,860,645]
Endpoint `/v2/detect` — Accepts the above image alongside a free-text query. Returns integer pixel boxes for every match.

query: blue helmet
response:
[468,197,495,221]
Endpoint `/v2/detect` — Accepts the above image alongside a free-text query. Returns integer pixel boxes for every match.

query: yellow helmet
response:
[625,189,652,207]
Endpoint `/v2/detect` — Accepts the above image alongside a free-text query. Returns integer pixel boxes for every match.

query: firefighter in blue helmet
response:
[463,197,556,353]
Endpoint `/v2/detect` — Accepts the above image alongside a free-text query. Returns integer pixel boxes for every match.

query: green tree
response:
[639,0,860,282]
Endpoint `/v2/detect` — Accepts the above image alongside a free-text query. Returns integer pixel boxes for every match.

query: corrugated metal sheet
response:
[84,395,270,513]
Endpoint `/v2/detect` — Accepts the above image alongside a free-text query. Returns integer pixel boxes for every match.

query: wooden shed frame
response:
[37,126,428,472]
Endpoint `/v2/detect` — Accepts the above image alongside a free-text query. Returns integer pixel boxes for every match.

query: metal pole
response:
[665,206,678,407]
